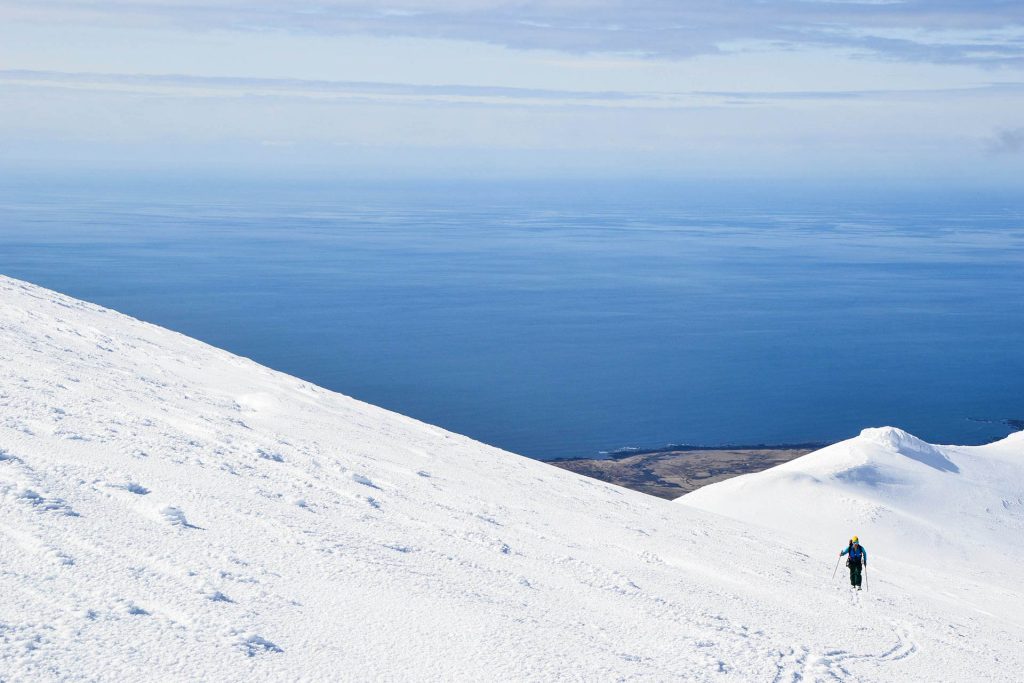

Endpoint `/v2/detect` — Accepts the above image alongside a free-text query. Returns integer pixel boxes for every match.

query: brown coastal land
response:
[551,446,821,500]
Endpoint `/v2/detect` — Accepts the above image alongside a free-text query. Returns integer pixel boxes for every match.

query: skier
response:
[839,536,867,590]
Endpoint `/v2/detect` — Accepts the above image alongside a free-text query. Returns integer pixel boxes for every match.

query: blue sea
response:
[2,174,1022,459]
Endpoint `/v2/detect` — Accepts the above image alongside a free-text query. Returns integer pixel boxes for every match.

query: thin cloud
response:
[4,1,1023,64]
[3,69,1020,109]
[0,69,679,109]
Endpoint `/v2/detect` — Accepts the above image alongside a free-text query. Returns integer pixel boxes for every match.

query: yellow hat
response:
[851,535,859,542]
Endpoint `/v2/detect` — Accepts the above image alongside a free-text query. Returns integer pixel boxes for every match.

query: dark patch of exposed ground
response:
[551,447,819,500]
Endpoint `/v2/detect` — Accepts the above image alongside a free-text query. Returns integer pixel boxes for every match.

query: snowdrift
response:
[1,275,1022,681]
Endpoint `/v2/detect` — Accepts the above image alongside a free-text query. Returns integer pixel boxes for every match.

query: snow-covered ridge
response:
[681,424,1024,583]
[1,275,1022,681]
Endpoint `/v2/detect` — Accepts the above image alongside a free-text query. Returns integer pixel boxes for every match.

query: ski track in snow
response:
[0,275,1023,681]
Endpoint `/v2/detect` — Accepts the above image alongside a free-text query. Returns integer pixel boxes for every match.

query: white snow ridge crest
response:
[0,274,1022,681]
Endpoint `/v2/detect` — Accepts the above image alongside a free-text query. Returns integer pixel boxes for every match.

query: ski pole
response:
[864,565,868,592]
[831,556,841,580]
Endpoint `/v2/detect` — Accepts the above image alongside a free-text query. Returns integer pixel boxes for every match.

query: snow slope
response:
[680,425,1024,622]
[1,274,1022,681]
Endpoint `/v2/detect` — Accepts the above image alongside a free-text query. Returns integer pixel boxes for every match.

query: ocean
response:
[2,174,1022,459]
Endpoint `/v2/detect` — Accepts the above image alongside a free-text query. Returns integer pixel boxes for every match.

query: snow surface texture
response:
[0,274,1021,681]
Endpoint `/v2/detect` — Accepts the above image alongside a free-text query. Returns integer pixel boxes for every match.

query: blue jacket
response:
[841,543,867,564]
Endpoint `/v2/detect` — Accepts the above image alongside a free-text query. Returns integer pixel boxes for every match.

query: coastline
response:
[550,419,1024,499]
[563,441,830,462]
[550,445,822,500]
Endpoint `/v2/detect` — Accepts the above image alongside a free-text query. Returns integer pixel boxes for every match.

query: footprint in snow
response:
[383,542,417,553]
[13,487,79,517]
[157,505,201,529]
[351,473,380,489]
[257,448,284,463]
[233,633,283,657]
[106,481,150,495]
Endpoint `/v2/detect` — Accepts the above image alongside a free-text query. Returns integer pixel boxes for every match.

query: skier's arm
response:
[839,547,849,556]
[863,548,867,565]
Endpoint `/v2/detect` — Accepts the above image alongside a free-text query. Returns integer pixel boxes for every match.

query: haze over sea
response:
[2,174,1022,460]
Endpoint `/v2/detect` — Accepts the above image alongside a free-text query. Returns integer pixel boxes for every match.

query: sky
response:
[1,1,1023,182]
